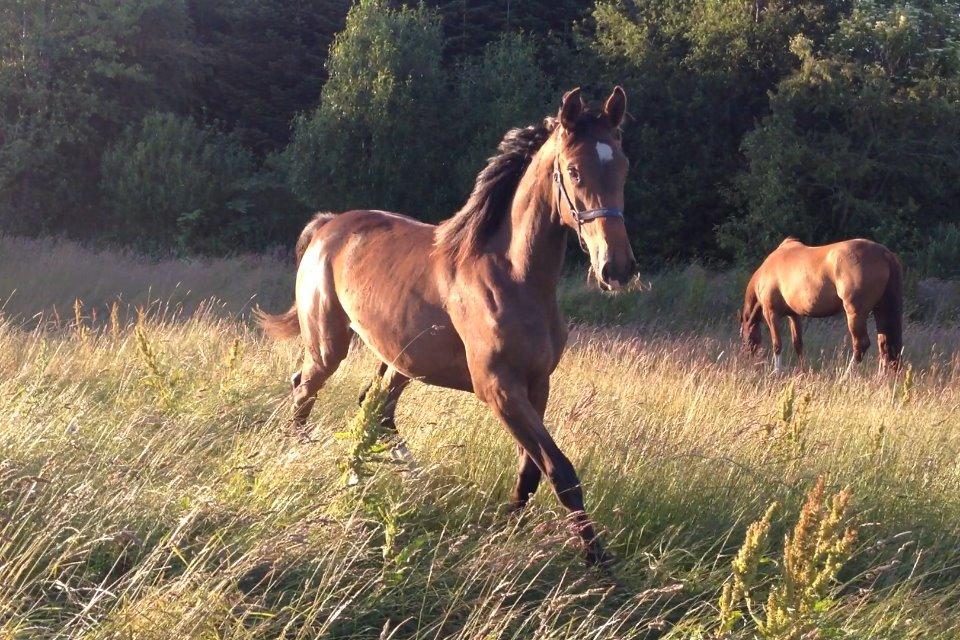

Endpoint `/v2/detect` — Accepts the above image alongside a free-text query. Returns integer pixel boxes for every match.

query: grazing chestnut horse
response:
[258,88,637,563]
[741,238,903,372]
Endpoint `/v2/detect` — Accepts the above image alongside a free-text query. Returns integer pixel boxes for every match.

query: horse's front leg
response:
[477,374,604,564]
[510,379,548,511]
[787,315,805,370]
[763,309,784,373]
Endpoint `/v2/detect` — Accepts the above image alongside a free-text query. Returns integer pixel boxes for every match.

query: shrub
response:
[724,5,960,261]
[449,34,554,200]
[101,112,266,254]
[281,0,450,218]
[717,478,858,639]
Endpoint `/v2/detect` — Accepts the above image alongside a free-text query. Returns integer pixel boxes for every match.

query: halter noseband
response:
[552,156,624,251]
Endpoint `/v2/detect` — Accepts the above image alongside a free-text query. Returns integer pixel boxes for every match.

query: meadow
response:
[1,236,959,638]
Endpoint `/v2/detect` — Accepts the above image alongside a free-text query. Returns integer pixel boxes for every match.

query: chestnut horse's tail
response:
[876,250,904,365]
[256,212,336,341]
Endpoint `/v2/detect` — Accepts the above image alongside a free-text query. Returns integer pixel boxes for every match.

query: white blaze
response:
[596,142,613,163]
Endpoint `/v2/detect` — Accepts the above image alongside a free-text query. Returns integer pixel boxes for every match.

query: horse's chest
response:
[449,286,566,375]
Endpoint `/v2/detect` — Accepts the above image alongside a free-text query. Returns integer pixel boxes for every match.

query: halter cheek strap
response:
[552,156,624,251]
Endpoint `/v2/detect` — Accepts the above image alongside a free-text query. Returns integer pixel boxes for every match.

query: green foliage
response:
[912,224,960,279]
[101,113,264,254]
[3,0,960,270]
[583,0,845,265]
[189,0,351,154]
[725,5,960,266]
[282,0,450,217]
[335,377,391,486]
[449,34,554,198]
[0,0,200,238]
[424,0,591,59]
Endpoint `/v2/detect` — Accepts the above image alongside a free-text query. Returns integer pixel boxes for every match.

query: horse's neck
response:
[502,145,567,293]
[744,273,761,315]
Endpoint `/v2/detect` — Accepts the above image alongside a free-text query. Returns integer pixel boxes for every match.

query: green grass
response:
[0,237,959,638]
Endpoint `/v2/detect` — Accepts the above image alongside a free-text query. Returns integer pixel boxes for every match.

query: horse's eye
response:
[567,167,581,183]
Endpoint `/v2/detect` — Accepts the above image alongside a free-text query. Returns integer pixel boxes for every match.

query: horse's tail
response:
[255,212,336,341]
[256,305,300,340]
[877,250,904,365]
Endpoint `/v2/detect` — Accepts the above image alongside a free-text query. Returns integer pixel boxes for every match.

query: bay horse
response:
[258,87,637,563]
[740,238,903,373]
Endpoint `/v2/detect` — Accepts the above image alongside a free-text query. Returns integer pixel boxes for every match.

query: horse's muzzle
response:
[599,258,638,290]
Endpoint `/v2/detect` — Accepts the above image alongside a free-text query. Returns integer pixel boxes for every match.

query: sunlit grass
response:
[0,238,958,637]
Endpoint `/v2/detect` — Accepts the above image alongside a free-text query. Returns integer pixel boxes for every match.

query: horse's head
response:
[553,87,637,291]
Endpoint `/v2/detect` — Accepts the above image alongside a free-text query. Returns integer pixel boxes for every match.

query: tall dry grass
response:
[0,236,290,323]
[0,236,959,638]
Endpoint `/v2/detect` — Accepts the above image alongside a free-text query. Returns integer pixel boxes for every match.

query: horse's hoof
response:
[500,500,530,523]
[585,540,616,568]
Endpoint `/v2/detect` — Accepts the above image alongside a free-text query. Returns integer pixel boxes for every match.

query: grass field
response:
[1,236,959,638]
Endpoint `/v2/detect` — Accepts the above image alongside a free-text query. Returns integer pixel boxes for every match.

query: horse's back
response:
[296,209,472,390]
[758,238,897,316]
[823,239,894,304]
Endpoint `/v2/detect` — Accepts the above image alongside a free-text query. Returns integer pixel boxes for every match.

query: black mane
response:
[434,119,555,262]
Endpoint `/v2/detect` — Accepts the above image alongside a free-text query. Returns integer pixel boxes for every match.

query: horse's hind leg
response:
[358,361,389,406]
[355,361,415,460]
[291,306,352,431]
[874,310,902,373]
[874,295,903,373]
[843,306,870,375]
[378,366,414,462]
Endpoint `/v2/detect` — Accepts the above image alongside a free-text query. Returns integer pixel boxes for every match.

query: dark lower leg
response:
[542,447,603,563]
[377,366,410,433]
[358,361,389,406]
[875,311,901,371]
[511,447,542,510]
[483,380,603,563]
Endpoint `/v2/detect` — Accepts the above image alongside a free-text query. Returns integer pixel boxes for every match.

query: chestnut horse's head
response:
[553,87,637,290]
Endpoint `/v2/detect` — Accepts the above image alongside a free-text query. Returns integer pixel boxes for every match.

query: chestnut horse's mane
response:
[435,108,608,263]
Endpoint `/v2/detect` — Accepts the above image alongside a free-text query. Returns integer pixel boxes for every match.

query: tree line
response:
[1,0,959,273]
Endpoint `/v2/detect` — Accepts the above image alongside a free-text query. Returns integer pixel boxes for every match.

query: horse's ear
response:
[559,87,584,130]
[604,86,627,128]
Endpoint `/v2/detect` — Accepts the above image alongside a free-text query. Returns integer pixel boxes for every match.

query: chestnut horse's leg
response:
[843,306,871,373]
[763,309,784,372]
[787,315,804,369]
[292,309,352,430]
[510,380,547,511]
[357,361,414,460]
[874,309,902,373]
[478,375,604,564]
[357,361,389,405]
[380,366,414,462]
